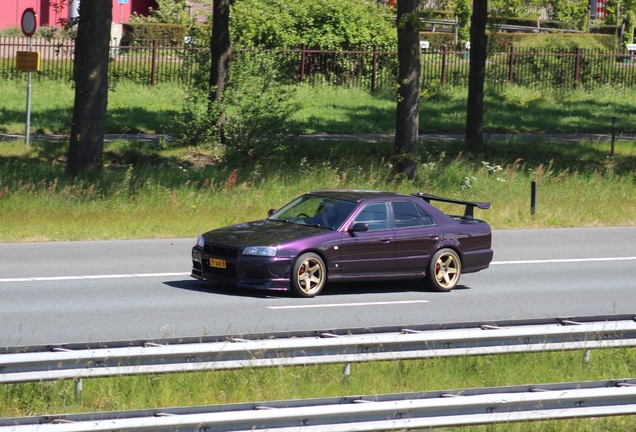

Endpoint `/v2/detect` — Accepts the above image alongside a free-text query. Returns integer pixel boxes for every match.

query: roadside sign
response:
[16,51,40,72]
[21,8,37,37]
[118,0,129,4]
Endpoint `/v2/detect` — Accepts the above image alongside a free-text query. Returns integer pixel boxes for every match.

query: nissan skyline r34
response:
[191,190,493,297]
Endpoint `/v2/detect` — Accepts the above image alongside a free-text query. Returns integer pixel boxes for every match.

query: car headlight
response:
[243,246,277,257]
[196,235,205,248]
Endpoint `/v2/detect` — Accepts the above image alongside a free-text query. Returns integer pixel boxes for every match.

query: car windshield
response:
[269,195,357,230]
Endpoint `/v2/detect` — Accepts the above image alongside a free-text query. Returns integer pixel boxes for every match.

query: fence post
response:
[611,116,616,157]
[151,39,158,86]
[372,45,378,93]
[508,45,515,84]
[573,47,581,90]
[300,43,306,82]
[441,45,448,87]
[531,181,537,217]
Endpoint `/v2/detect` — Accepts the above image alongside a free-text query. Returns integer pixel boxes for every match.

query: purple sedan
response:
[191,190,493,297]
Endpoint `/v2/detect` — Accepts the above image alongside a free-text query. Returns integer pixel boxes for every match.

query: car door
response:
[339,202,394,276]
[390,201,442,275]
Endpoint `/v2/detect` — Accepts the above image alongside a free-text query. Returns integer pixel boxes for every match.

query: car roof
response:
[308,189,413,202]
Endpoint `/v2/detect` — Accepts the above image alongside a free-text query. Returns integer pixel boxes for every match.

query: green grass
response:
[292,83,636,134]
[0,80,184,135]
[1,136,635,242]
[2,81,636,429]
[2,348,636,430]
[4,80,636,135]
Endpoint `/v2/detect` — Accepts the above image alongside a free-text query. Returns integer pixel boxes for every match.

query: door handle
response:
[379,238,391,243]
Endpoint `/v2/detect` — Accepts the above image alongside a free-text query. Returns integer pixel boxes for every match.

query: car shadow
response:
[164,279,471,298]
[320,280,471,296]
[163,280,289,299]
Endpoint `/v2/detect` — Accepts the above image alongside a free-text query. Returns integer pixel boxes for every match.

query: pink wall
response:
[0,0,158,30]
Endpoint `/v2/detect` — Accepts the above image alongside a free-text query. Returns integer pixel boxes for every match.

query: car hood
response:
[201,219,327,248]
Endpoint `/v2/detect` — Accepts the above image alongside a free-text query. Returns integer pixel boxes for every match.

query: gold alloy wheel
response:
[433,251,460,290]
[293,253,326,296]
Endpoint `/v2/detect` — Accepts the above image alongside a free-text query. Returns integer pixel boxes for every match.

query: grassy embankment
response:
[1,80,636,429]
[1,81,636,241]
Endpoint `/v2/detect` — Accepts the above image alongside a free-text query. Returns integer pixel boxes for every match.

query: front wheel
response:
[291,253,326,297]
[424,248,461,292]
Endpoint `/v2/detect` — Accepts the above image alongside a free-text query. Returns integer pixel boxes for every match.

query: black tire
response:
[424,248,461,292]
[291,252,326,297]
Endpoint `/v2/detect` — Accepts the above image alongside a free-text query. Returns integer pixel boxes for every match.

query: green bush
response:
[514,34,608,49]
[168,50,298,162]
[419,33,457,49]
[491,33,616,50]
[508,35,614,89]
[502,17,572,29]
[121,23,187,46]
[230,0,397,50]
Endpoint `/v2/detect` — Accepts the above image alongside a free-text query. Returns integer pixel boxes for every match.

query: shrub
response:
[230,0,397,50]
[168,50,298,163]
[514,34,608,50]
[121,23,187,46]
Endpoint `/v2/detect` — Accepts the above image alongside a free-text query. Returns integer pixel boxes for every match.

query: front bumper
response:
[191,246,293,290]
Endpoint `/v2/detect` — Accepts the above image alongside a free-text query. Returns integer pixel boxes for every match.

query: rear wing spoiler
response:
[412,192,490,219]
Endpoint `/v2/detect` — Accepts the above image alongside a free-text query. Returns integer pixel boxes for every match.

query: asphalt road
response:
[1,226,635,348]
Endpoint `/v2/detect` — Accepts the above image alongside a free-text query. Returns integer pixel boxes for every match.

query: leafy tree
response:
[450,0,471,46]
[615,0,636,49]
[547,0,590,29]
[66,0,112,175]
[130,0,196,27]
[394,0,420,180]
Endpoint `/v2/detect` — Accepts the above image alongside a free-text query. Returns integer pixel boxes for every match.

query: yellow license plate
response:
[209,258,227,269]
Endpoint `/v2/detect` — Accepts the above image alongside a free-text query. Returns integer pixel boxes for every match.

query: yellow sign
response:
[16,51,40,72]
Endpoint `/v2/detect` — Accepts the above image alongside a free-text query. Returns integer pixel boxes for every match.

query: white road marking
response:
[268,300,430,310]
[1,256,634,283]
[492,257,636,265]
[0,272,190,283]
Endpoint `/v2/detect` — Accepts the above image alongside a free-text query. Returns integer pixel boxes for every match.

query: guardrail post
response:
[583,349,592,368]
[75,378,83,403]
[151,39,158,86]
[342,363,351,383]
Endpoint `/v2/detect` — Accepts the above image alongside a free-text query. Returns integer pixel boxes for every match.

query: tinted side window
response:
[417,206,435,226]
[352,203,389,231]
[392,201,422,229]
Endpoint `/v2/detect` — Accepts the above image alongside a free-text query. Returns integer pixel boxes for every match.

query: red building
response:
[0,0,158,30]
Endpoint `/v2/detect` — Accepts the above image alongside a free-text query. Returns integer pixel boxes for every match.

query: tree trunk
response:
[394,0,421,180]
[66,0,112,176]
[465,0,488,152]
[209,0,231,104]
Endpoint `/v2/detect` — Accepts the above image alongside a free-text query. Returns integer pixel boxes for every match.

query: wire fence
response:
[3,37,636,91]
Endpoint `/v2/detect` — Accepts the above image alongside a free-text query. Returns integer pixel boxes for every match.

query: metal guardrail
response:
[2,379,636,431]
[1,314,636,384]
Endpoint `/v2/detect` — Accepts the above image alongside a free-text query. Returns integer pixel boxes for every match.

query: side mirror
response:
[267,209,277,217]
[349,222,369,232]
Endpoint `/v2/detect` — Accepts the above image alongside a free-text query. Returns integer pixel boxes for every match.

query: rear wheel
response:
[291,253,326,297]
[424,248,461,292]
